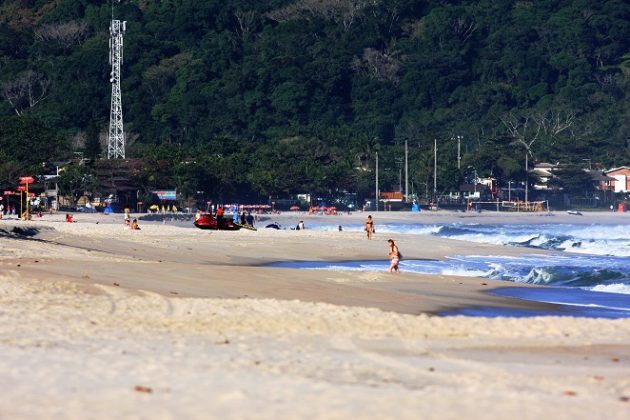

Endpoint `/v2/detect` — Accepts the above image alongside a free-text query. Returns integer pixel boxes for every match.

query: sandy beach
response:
[1,210,629,419]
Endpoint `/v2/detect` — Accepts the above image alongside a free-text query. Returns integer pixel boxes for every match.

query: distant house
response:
[477,176,496,190]
[530,163,612,193]
[605,166,630,192]
[588,170,615,192]
[458,183,480,199]
[531,162,561,190]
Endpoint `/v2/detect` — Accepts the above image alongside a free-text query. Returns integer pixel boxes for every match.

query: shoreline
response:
[2,211,628,314]
[1,214,564,316]
[2,211,627,320]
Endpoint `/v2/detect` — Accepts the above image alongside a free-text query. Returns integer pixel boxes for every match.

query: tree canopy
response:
[0,0,628,200]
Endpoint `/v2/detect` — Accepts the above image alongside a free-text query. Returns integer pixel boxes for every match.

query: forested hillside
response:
[1,0,628,201]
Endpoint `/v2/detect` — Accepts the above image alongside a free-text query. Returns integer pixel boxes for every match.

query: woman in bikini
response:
[364,215,374,240]
[387,238,400,273]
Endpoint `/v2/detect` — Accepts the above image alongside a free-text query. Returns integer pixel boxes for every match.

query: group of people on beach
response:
[120,208,140,230]
[194,207,256,228]
[0,204,17,217]
[238,211,255,227]
[364,214,400,273]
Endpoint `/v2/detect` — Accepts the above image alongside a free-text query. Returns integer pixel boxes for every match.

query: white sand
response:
[0,211,629,419]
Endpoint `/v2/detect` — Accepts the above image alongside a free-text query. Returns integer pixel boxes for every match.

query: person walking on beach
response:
[365,215,374,240]
[387,239,400,273]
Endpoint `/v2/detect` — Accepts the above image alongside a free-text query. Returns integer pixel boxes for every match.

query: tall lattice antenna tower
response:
[107,1,126,159]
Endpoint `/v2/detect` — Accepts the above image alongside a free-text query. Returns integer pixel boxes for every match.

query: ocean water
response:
[311,222,630,257]
[283,221,630,318]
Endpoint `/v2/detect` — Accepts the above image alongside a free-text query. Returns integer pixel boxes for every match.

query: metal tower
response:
[107,6,126,159]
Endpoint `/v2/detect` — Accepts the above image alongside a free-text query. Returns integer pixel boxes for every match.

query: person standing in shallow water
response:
[364,215,374,240]
[387,238,400,273]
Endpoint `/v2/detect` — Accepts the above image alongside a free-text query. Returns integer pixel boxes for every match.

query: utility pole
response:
[395,156,402,193]
[433,139,437,196]
[525,151,529,204]
[457,135,462,169]
[405,140,409,203]
[55,165,59,211]
[375,152,379,212]
[108,0,126,159]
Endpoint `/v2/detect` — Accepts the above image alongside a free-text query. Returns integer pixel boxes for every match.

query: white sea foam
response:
[558,240,630,257]
[564,224,630,241]
[527,235,550,247]
[440,266,492,278]
[537,301,630,312]
[310,223,443,236]
[522,267,553,284]
[398,222,629,258]
[588,284,630,295]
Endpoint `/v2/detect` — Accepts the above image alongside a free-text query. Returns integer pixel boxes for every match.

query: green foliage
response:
[549,165,596,196]
[84,119,101,160]
[0,0,628,201]
[57,163,98,206]
[0,115,68,187]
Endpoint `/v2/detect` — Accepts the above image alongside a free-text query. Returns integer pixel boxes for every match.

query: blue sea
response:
[273,222,630,318]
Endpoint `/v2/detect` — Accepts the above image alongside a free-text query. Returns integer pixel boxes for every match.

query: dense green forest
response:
[1,0,629,202]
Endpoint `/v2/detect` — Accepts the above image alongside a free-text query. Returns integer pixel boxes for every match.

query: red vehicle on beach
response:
[193,214,241,230]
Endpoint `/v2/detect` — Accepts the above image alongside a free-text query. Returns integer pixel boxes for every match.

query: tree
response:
[0,0,627,201]
[549,165,595,197]
[1,71,49,116]
[0,116,68,183]
[33,21,89,52]
[57,164,98,208]
[501,110,575,202]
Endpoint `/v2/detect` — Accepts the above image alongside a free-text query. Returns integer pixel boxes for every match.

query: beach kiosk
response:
[151,189,177,213]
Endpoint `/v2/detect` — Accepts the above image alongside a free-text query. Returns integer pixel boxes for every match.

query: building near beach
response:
[605,166,630,192]
[531,162,561,191]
